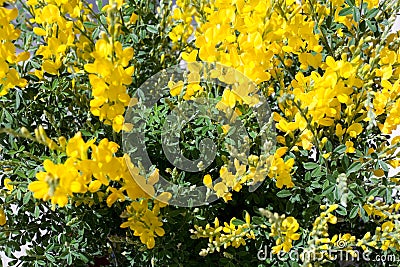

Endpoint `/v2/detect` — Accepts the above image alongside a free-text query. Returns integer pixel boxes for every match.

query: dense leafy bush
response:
[1,0,400,266]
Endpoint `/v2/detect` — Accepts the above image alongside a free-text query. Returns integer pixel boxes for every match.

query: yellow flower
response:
[4,178,14,192]
[39,4,61,24]
[346,123,363,138]
[268,152,295,189]
[215,89,239,112]
[182,50,198,62]
[129,13,138,24]
[120,200,165,249]
[203,174,213,188]
[0,208,6,226]
[168,80,184,97]
[335,124,345,138]
[281,217,300,239]
[106,187,126,207]
[381,221,394,232]
[0,6,28,95]
[268,214,300,254]
[345,141,355,153]
[214,182,228,198]
[373,169,384,177]
[66,132,94,160]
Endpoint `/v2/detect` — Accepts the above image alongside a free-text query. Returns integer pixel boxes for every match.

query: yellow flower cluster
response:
[167,61,205,100]
[330,199,400,255]
[171,0,325,84]
[202,140,295,200]
[170,0,400,161]
[29,0,135,132]
[29,131,169,248]
[120,199,166,249]
[83,0,134,132]
[84,36,134,132]
[27,0,92,77]
[171,1,383,197]
[170,63,295,195]
[184,0,291,83]
[169,62,290,195]
[0,5,28,96]
[276,54,369,151]
[190,212,255,256]
[372,43,400,134]
[356,220,400,251]
[268,147,295,188]
[301,201,400,265]
[204,155,273,202]
[29,132,157,207]
[301,204,358,264]
[168,0,198,49]
[259,209,300,254]
[363,197,400,220]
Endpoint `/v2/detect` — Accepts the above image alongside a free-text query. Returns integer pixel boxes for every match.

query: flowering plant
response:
[1,0,400,266]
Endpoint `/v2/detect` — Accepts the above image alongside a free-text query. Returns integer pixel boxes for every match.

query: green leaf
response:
[385,188,393,204]
[352,7,360,22]
[378,160,389,172]
[290,194,301,203]
[45,253,55,262]
[322,179,330,190]
[346,162,362,174]
[78,254,89,263]
[333,145,346,154]
[311,181,322,188]
[231,219,246,226]
[130,33,139,43]
[349,205,359,219]
[16,189,22,200]
[336,205,347,216]
[357,186,367,197]
[325,140,333,152]
[146,25,158,34]
[359,203,369,222]
[365,8,379,19]
[83,21,98,28]
[311,167,324,178]
[339,7,353,16]
[252,216,264,225]
[345,0,355,7]
[303,162,320,170]
[333,187,340,201]
[34,205,40,218]
[96,0,104,10]
[368,187,381,197]
[305,171,311,181]
[66,253,72,265]
[15,91,21,109]
[366,20,377,32]
[322,185,335,196]
[23,192,31,205]
[276,189,292,198]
